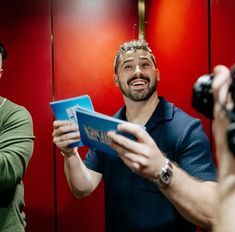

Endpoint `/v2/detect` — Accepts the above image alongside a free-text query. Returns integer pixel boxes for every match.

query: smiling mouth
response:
[129,79,148,88]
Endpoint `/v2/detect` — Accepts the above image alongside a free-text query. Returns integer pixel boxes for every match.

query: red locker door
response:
[211,0,235,67]
[145,0,211,137]
[0,1,55,231]
[52,0,138,231]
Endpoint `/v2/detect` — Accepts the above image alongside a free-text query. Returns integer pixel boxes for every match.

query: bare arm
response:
[212,65,235,232]
[107,123,217,229]
[160,165,217,229]
[53,120,102,198]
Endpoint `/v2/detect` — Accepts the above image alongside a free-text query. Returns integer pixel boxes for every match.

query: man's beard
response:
[117,76,157,102]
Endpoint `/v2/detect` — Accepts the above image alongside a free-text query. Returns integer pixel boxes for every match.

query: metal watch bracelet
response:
[152,159,173,188]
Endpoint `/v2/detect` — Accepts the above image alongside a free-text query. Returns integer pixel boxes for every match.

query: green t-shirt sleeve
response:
[0,105,34,192]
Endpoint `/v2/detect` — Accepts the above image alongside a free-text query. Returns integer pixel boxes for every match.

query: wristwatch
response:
[152,159,173,188]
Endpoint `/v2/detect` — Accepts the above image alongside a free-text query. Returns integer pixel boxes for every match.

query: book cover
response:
[50,95,94,147]
[76,108,138,156]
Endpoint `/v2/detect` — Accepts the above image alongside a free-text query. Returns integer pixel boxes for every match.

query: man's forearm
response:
[64,152,99,198]
[160,165,217,229]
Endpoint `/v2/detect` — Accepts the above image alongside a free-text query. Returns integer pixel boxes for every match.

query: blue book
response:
[50,95,94,148]
[76,107,138,156]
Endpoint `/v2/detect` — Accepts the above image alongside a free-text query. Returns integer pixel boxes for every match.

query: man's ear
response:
[114,74,119,87]
[0,69,3,79]
[156,68,160,82]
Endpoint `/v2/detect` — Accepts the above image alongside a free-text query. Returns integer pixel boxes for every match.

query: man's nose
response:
[133,65,143,76]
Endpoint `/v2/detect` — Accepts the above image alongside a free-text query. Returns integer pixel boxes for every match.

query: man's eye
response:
[124,65,133,69]
[142,63,150,68]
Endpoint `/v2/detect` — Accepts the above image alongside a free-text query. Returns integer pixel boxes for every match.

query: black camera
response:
[192,66,235,156]
[192,74,214,119]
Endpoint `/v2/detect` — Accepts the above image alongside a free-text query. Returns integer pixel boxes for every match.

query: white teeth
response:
[133,81,144,85]
[131,80,146,86]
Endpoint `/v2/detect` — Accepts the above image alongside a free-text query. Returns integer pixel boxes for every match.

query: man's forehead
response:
[120,49,152,62]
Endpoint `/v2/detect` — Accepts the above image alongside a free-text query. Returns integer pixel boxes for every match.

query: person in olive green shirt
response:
[0,43,34,232]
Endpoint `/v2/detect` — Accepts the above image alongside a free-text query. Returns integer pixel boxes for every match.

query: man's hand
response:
[52,120,80,157]
[107,122,166,180]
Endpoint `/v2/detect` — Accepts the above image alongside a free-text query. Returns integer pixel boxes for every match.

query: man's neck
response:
[124,93,159,126]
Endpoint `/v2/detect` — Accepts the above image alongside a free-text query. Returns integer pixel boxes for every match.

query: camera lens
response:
[192,74,214,119]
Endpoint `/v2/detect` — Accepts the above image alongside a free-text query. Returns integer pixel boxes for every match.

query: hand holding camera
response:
[192,64,235,156]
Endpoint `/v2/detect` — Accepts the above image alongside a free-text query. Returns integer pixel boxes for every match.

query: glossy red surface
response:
[145,0,211,135]
[0,1,54,232]
[0,1,234,231]
[53,0,138,231]
[211,0,235,67]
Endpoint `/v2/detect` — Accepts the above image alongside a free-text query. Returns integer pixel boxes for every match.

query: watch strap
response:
[152,159,173,188]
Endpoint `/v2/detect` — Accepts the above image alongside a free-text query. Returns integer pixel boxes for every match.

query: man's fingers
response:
[53,121,78,136]
[212,65,231,105]
[116,122,151,144]
[53,120,70,128]
[108,130,145,155]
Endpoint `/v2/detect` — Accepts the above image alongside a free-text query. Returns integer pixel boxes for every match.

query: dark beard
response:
[118,76,157,102]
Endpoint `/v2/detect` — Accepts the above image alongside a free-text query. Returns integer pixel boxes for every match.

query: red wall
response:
[0,1,234,232]
[53,0,138,231]
[211,0,235,67]
[146,0,209,113]
[0,1,55,231]
[146,0,211,137]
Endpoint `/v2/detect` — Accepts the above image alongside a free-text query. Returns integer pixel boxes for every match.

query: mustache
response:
[127,76,150,85]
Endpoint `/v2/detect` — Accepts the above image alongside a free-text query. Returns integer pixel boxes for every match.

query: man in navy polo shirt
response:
[53,40,217,231]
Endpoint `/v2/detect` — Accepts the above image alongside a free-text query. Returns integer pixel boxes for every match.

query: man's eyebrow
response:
[121,58,134,67]
[120,56,153,69]
[139,56,152,62]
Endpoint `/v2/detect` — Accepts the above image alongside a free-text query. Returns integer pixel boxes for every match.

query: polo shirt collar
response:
[150,96,174,122]
[145,96,174,131]
[114,96,174,130]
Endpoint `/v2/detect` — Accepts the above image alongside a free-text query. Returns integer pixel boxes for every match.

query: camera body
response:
[192,74,214,119]
[192,67,235,156]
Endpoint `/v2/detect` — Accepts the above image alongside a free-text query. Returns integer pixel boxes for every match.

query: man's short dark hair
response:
[0,43,7,63]
[114,40,156,74]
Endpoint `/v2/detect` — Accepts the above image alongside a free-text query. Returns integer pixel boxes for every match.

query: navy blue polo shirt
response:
[84,97,217,232]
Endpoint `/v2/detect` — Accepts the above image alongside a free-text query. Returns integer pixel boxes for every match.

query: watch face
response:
[153,160,173,188]
[161,172,171,184]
